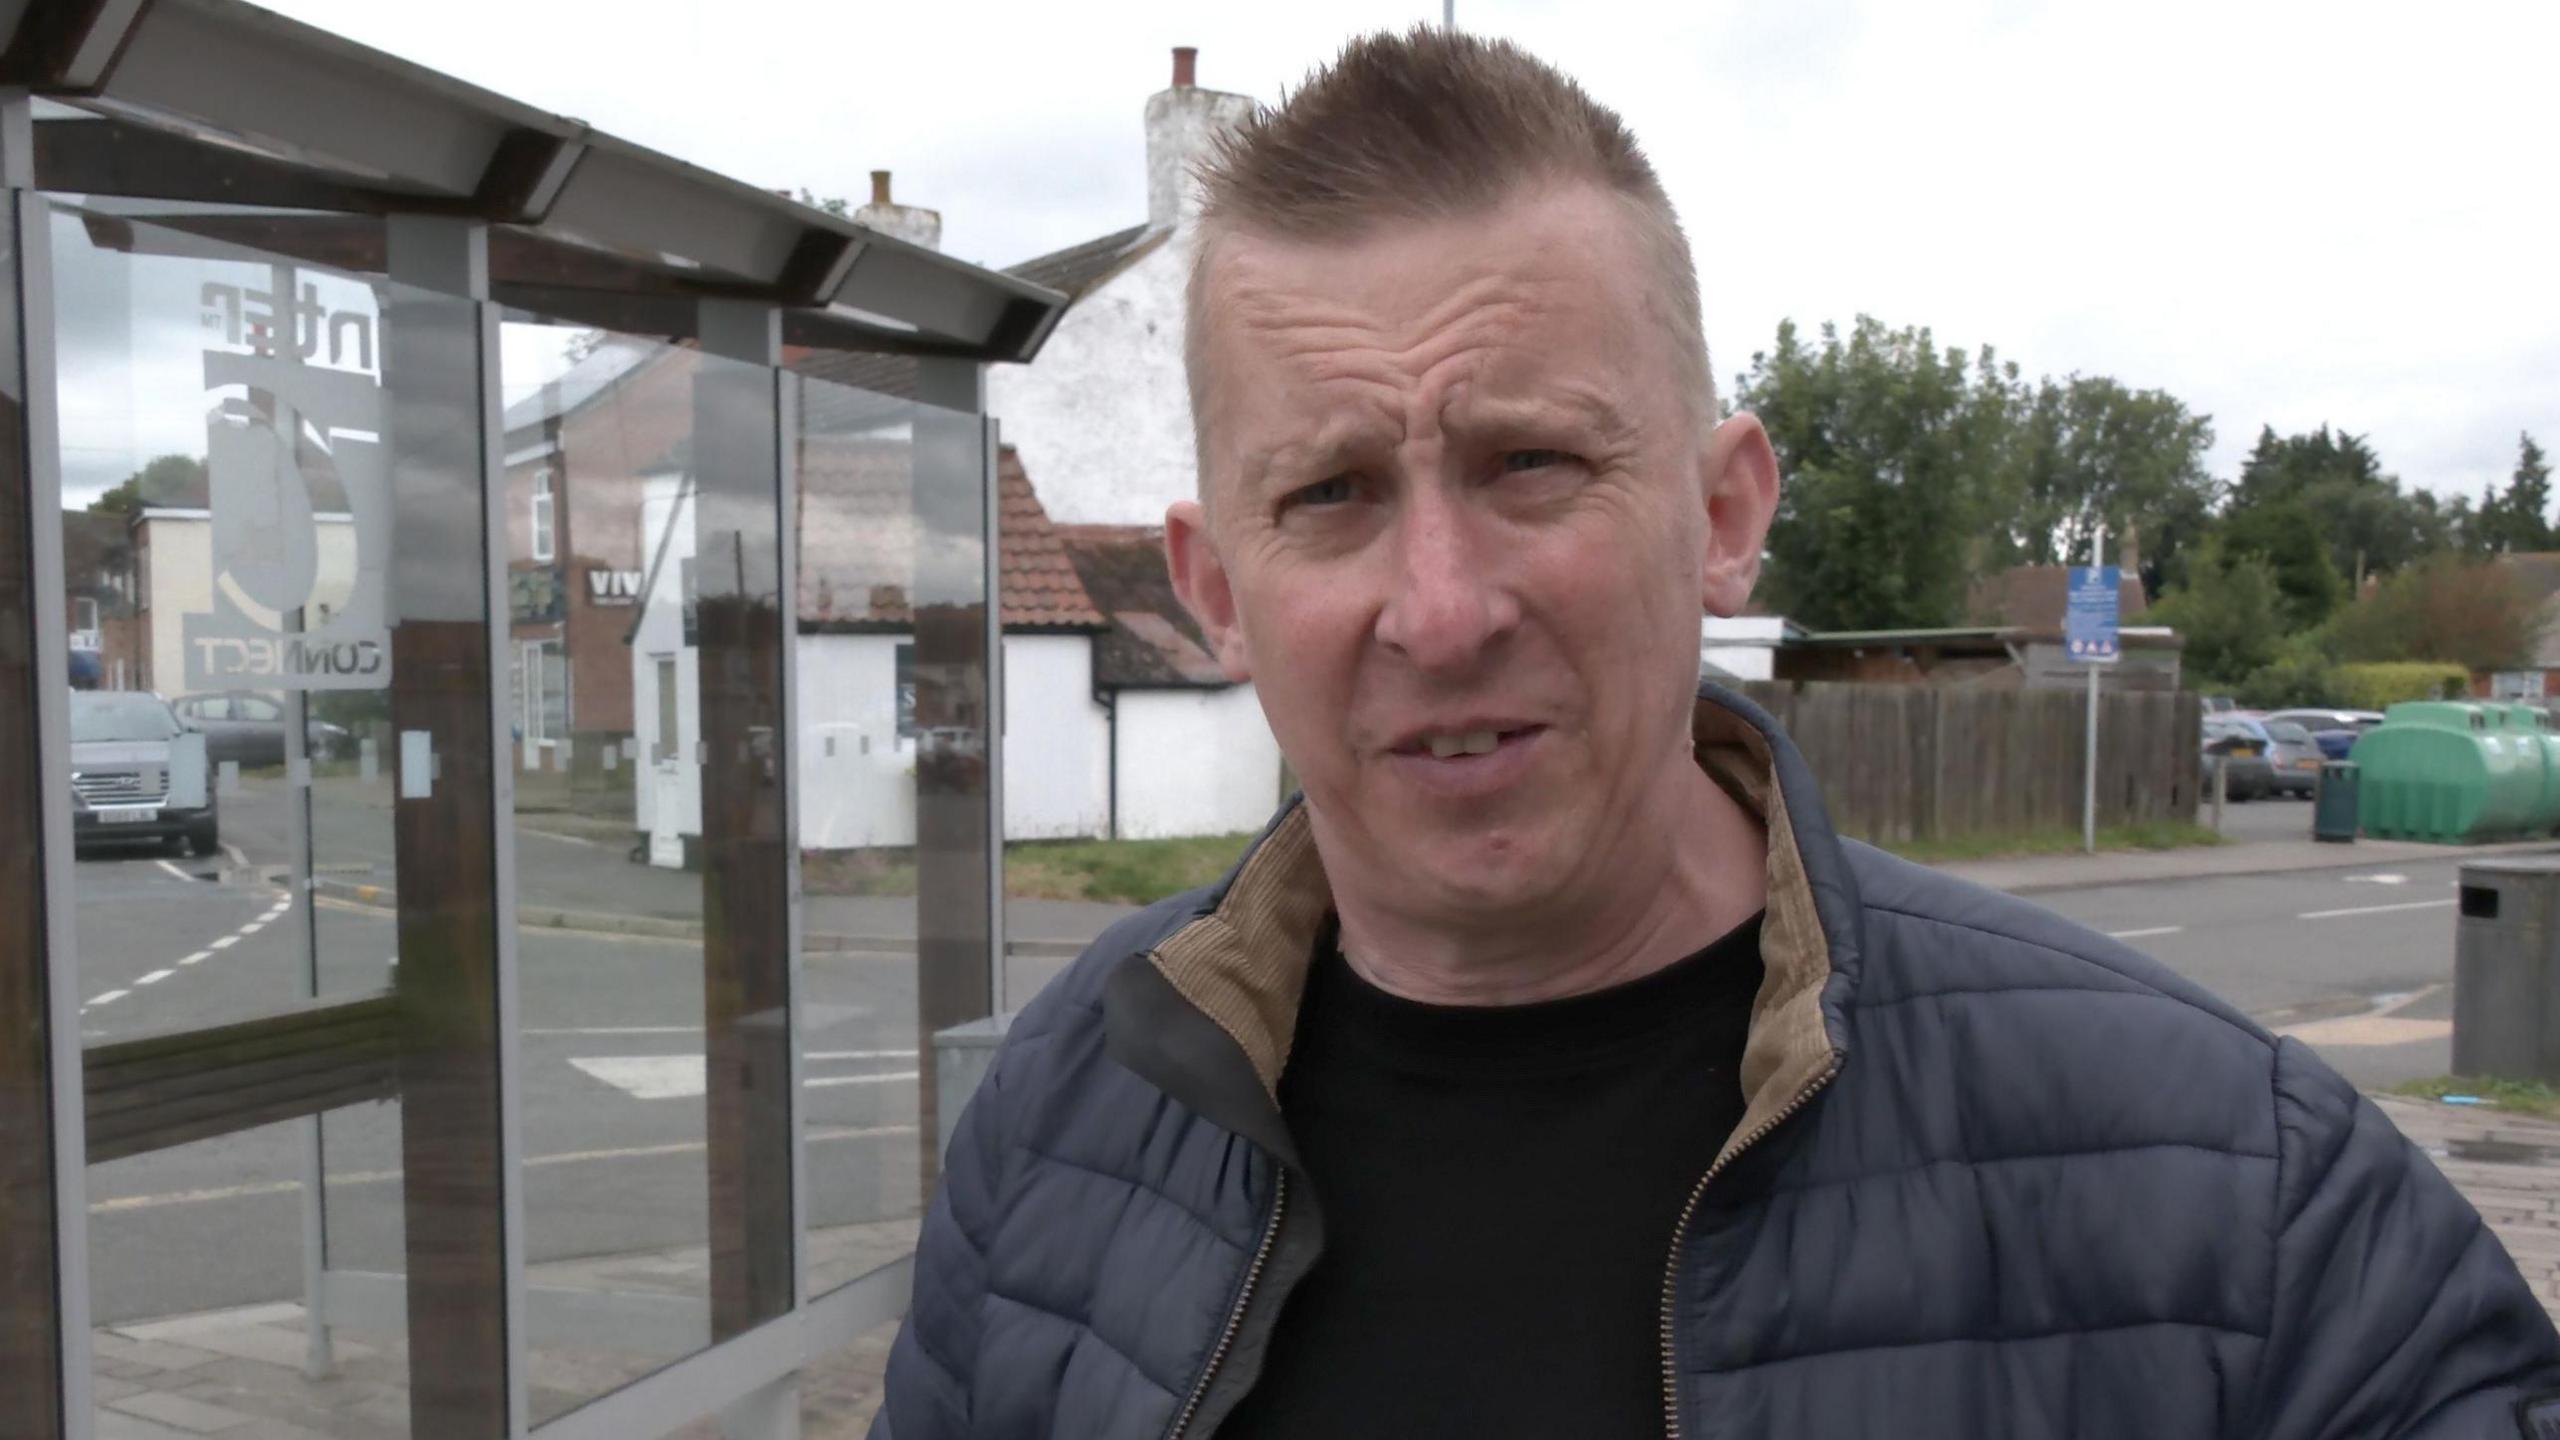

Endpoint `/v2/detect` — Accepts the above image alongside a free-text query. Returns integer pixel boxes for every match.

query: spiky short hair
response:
[1184,27,1711,440]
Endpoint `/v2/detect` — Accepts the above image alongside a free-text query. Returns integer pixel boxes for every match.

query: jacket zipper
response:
[1658,1060,1839,1440]
[1167,1168,1288,1440]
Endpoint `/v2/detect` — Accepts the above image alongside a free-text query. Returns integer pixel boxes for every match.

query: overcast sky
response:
[227,0,2559,504]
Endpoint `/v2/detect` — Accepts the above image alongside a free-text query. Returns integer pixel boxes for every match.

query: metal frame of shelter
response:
[0,2,1061,1435]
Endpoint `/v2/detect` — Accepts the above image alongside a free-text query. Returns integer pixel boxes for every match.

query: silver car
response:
[69,690,218,855]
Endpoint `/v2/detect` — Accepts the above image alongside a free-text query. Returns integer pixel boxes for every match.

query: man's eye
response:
[1289,475,1357,509]
[1502,449,1573,473]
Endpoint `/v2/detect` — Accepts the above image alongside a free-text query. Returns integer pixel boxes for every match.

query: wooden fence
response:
[1733,682,2203,846]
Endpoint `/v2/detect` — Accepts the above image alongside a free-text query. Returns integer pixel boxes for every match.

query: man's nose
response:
[1373,489,1519,674]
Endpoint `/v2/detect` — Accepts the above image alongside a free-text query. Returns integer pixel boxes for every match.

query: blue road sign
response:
[2066,565,2120,663]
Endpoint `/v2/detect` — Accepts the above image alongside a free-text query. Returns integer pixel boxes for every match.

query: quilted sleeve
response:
[2248,1037,2560,1439]
[869,1044,1016,1440]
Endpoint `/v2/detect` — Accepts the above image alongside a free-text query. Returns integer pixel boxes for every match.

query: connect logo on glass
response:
[182,280,393,692]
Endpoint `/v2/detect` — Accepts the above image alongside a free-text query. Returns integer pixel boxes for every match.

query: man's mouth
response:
[1394,725,1544,759]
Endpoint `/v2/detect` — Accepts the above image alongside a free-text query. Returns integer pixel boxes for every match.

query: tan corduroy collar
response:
[1145,694,1844,1164]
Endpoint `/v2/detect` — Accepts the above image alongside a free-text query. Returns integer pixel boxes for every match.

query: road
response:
[66,773,2484,1339]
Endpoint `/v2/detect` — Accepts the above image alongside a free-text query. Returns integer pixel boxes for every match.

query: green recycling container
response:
[2497,704,2560,836]
[2351,701,2534,843]
[2312,760,2360,843]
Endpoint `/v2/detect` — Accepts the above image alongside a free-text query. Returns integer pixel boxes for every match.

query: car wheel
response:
[187,814,220,858]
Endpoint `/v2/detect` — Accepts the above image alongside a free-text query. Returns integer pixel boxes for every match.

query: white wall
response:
[1115,684,1282,840]
[1702,614,1790,683]
[1003,633,1110,841]
[630,477,698,860]
[138,510,359,698]
[798,634,917,850]
[987,238,1199,528]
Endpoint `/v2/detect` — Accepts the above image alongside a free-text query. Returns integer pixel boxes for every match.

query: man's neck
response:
[1331,761,1769,1007]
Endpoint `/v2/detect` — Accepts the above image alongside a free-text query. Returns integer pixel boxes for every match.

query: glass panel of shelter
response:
[32,198,994,1438]
[47,197,517,1437]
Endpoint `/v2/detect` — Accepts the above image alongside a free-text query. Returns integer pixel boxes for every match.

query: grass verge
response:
[2388,1075,2560,1121]
[1880,821,2227,866]
[805,833,1257,906]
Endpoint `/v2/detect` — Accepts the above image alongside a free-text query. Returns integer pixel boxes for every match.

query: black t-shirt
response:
[1220,913,1766,1439]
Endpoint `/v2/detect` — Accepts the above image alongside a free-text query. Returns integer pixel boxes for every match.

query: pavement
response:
[1938,796,2560,896]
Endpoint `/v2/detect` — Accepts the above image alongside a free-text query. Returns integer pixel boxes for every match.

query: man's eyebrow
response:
[1241,417,1387,494]
[1445,388,1636,441]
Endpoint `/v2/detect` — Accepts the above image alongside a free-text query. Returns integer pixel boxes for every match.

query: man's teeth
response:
[1425,730,1502,759]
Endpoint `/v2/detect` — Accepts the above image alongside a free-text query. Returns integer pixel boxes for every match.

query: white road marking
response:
[177,950,212,966]
[153,860,194,883]
[89,989,128,1006]
[2299,898,2457,921]
[570,1055,705,1100]
[209,935,239,950]
[86,1124,916,1215]
[135,969,174,986]
[2105,926,2183,940]
[240,920,267,934]
[221,842,248,870]
[806,1071,920,1089]
[2343,873,2410,886]
[572,1053,921,1100]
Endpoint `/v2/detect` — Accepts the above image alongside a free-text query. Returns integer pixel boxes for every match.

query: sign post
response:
[2067,528,2122,853]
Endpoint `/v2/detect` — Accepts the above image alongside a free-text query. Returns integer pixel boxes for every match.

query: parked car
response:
[2259,719,2327,797]
[69,690,217,855]
[171,690,350,766]
[2263,707,2385,735]
[2201,715,2277,801]
[2260,708,2386,762]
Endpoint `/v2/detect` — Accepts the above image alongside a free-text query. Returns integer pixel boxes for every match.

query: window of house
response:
[71,597,98,634]
[530,468,556,562]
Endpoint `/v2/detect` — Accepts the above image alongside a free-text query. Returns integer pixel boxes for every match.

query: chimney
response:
[853,169,943,252]
[1144,45,1256,228]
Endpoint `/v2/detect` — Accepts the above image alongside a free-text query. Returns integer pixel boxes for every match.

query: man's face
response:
[1168,182,1776,927]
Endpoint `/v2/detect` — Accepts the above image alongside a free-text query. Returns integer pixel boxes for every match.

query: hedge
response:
[2332,661,2472,711]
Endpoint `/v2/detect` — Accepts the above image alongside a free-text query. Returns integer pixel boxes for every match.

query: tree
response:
[1990,374,2218,579]
[2326,552,2538,672]
[2145,538,2285,685]
[2217,499,2346,628]
[1739,318,2014,630]
[2479,432,2554,554]
[89,454,207,518]
[2225,424,2434,584]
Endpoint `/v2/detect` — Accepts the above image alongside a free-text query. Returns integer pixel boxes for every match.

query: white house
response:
[790,47,1287,845]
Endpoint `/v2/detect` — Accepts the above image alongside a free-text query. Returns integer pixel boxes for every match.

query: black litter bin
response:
[2313,759,2360,843]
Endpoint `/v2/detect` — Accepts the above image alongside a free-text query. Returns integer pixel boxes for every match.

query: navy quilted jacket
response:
[874,685,2560,1438]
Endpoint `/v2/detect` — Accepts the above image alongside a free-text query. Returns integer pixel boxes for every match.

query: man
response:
[876,29,2558,1438]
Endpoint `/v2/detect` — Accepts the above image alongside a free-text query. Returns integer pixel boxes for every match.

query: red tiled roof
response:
[794,439,1102,630]
[998,447,1106,628]
[1966,564,2147,629]
[1057,522,1229,687]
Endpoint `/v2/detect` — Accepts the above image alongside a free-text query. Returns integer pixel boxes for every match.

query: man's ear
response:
[1700,412,1781,619]
[1166,499,1254,682]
